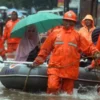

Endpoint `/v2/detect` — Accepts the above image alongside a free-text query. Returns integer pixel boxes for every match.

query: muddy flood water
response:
[0,81,100,100]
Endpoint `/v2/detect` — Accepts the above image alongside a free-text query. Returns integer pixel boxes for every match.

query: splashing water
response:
[0,81,100,100]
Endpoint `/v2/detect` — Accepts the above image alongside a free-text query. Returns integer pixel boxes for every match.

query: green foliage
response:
[0,0,58,10]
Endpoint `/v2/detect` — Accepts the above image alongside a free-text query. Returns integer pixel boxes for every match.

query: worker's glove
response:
[93,52,100,59]
[84,65,93,72]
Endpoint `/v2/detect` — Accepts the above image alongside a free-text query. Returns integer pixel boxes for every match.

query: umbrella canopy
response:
[0,6,8,10]
[11,12,62,37]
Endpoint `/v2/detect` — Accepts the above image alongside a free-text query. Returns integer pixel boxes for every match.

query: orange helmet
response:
[63,10,77,22]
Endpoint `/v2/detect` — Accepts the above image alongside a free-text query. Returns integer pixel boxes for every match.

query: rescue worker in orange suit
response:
[31,10,100,94]
[2,11,21,54]
[79,14,96,43]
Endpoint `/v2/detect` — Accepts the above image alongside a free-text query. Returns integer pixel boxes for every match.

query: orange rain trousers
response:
[0,38,6,57]
[47,75,74,94]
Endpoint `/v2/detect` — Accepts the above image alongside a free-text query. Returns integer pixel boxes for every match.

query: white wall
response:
[69,0,80,14]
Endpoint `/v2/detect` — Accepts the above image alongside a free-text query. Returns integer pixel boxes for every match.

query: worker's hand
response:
[27,61,39,68]
[93,52,100,59]
[32,61,39,67]
[84,65,93,72]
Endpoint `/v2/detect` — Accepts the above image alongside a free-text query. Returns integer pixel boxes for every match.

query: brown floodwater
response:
[0,82,100,100]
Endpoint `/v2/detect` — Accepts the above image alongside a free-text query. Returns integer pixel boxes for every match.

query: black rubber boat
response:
[0,62,100,93]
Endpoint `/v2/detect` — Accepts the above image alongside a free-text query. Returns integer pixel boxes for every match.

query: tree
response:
[0,0,58,10]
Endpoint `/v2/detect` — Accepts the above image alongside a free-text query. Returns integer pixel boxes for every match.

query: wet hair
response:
[26,25,38,33]
[11,11,18,17]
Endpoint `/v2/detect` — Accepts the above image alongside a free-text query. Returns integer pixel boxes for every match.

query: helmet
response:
[63,10,77,22]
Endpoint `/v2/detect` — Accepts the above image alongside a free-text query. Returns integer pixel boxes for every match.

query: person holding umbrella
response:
[15,25,40,62]
[31,10,100,95]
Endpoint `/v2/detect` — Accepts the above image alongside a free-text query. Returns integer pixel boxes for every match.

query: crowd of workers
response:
[0,10,100,95]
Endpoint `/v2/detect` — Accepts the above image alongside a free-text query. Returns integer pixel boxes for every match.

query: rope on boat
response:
[77,78,100,83]
[23,68,32,91]
[0,74,48,78]
[0,74,100,83]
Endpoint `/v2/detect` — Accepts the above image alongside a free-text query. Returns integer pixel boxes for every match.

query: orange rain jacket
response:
[34,26,98,80]
[78,15,95,42]
[47,26,61,36]
[3,19,21,53]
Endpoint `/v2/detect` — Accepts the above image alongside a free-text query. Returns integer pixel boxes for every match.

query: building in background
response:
[69,0,80,15]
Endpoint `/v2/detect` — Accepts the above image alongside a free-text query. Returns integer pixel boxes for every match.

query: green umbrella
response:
[11,12,62,37]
